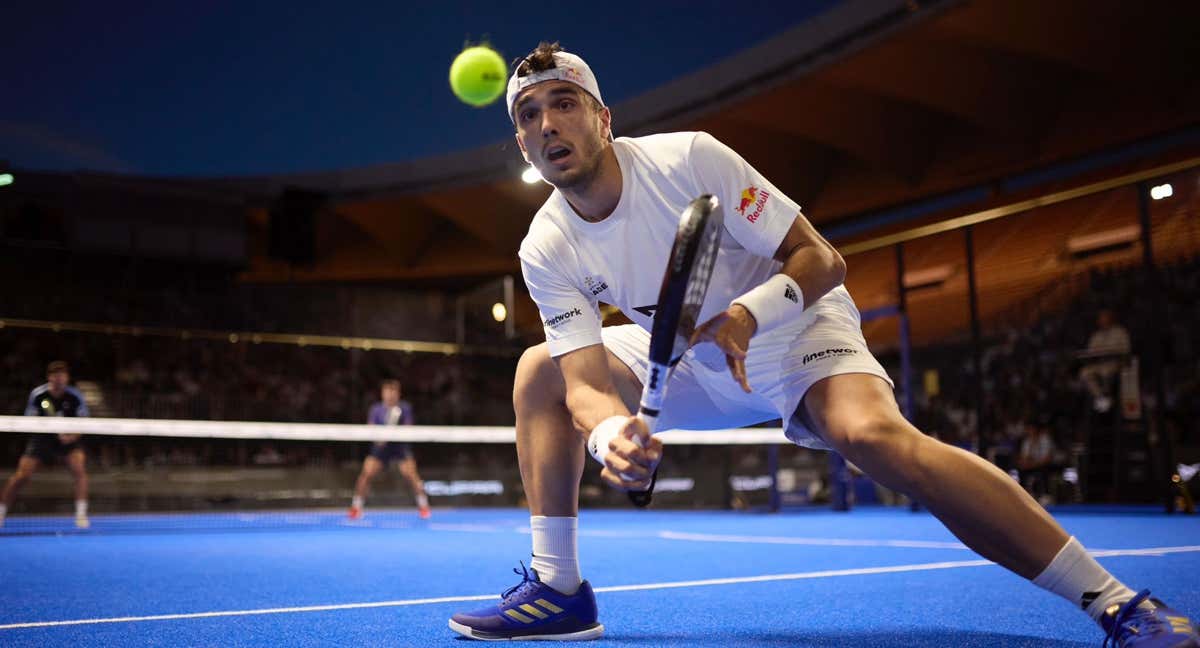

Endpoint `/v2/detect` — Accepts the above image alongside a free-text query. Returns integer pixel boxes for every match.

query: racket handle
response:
[635,406,660,436]
[628,407,660,508]
[628,468,657,509]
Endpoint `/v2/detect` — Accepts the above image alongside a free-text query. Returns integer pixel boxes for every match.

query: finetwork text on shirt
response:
[544,307,584,329]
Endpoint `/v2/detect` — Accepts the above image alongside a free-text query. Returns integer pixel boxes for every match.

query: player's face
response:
[47,370,68,393]
[381,385,399,405]
[513,82,611,190]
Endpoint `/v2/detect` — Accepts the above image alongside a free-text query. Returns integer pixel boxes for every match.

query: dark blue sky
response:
[2,1,839,177]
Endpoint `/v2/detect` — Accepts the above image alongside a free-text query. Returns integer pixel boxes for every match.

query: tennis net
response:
[0,416,844,534]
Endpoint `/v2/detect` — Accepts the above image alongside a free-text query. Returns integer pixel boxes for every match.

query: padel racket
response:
[629,194,724,507]
[42,397,81,444]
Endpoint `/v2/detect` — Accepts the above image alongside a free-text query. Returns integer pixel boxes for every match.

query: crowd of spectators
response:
[0,329,517,427]
[908,255,1200,501]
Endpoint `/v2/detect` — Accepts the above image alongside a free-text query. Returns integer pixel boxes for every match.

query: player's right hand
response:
[599,416,663,492]
[691,305,756,393]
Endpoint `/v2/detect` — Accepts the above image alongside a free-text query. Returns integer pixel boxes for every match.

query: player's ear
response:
[598,106,613,141]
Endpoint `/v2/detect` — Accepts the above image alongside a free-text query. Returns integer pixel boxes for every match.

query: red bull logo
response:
[562,66,584,84]
[737,187,757,215]
[736,185,770,223]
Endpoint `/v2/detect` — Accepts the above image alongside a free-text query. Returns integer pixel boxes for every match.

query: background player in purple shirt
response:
[348,379,430,519]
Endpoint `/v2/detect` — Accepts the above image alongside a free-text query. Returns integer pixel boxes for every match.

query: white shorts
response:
[601,289,893,450]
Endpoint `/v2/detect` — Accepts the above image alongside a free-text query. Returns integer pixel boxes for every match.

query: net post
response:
[1136,181,1175,513]
[830,451,851,511]
[767,443,780,513]
[503,275,516,340]
[894,243,914,422]
[964,226,987,460]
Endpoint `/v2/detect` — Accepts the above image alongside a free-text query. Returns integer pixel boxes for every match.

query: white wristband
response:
[731,273,804,334]
[587,416,627,465]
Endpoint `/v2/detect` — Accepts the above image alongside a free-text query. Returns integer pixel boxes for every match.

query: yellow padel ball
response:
[449,46,507,108]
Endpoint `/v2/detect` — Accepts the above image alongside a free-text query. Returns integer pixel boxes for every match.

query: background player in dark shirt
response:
[348,380,430,519]
[1,361,91,529]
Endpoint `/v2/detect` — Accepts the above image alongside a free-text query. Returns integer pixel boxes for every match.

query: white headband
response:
[506,51,605,123]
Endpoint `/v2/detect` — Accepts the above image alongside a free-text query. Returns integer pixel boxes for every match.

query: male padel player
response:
[449,43,1199,646]
[1,361,91,529]
[349,380,430,520]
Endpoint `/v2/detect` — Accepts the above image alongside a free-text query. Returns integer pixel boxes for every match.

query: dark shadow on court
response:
[581,630,1091,647]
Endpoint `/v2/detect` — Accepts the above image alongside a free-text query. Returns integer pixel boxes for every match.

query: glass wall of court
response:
[840,164,1200,509]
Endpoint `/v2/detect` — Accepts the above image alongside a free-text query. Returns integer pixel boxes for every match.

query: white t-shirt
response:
[1087,326,1131,356]
[519,131,855,358]
[1019,433,1056,465]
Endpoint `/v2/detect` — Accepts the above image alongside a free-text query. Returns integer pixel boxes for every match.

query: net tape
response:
[0,416,786,445]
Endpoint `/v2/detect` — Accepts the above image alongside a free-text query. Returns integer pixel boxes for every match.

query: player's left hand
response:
[691,305,757,392]
[599,416,663,492]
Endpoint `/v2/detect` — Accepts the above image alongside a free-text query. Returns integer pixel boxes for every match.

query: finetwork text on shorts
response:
[802,347,858,364]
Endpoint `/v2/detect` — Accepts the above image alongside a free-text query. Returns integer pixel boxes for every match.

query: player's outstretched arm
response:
[554,344,662,491]
[693,213,845,392]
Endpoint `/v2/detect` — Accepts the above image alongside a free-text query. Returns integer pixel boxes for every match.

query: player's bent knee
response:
[826,414,915,466]
[514,343,565,407]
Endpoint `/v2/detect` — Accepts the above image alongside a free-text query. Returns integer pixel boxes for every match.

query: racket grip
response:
[628,468,657,509]
[635,407,660,436]
[628,407,660,508]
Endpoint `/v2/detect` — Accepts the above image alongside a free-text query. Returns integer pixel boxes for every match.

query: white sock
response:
[416,493,429,509]
[1032,536,1145,621]
[529,516,581,595]
[0,503,7,519]
[351,495,364,510]
[75,500,88,518]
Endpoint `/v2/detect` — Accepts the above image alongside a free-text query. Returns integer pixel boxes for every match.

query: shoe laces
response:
[501,561,540,601]
[1104,589,1169,648]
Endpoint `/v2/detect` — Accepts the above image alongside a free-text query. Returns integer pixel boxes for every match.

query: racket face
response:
[647,195,724,368]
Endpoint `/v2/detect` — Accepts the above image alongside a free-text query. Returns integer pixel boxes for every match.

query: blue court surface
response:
[1,507,1197,646]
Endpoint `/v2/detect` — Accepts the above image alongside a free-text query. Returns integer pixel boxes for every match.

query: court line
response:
[3,546,1198,631]
[1089,545,1200,557]
[0,594,499,630]
[657,530,969,549]
[520,525,969,546]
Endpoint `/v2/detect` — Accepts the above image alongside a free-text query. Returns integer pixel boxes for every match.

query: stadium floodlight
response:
[521,166,542,184]
[491,302,508,322]
[1150,183,1173,200]
[0,173,13,187]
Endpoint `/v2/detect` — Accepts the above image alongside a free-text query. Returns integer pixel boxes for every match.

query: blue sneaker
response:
[1101,590,1200,647]
[449,563,603,641]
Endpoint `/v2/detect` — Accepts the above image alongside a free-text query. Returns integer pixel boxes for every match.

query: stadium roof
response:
[6,0,1197,290]
[223,0,1198,284]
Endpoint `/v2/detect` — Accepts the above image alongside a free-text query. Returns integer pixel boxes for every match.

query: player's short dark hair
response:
[47,360,69,375]
[380,379,400,390]
[513,41,561,77]
[513,41,603,113]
